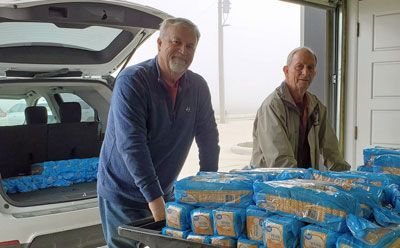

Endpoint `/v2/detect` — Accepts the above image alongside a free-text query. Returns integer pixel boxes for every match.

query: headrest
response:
[60,102,81,123]
[25,106,48,124]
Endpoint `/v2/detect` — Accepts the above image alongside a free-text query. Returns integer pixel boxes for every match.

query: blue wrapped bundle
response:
[237,237,262,248]
[186,233,211,244]
[274,168,308,180]
[213,207,246,238]
[363,147,400,166]
[161,227,190,239]
[373,154,400,175]
[373,206,400,227]
[210,236,237,248]
[306,168,399,188]
[190,208,214,235]
[384,184,400,212]
[300,225,341,248]
[357,165,373,172]
[32,158,98,182]
[254,179,361,232]
[2,158,99,194]
[263,215,304,248]
[174,173,253,208]
[198,171,265,182]
[345,214,400,247]
[165,202,194,230]
[246,205,271,241]
[306,169,384,218]
[230,168,307,181]
[336,233,400,248]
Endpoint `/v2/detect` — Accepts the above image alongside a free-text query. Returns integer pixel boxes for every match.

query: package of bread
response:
[210,236,237,248]
[161,227,190,239]
[175,172,253,208]
[186,233,211,244]
[347,213,400,247]
[212,207,246,238]
[300,224,341,248]
[165,202,194,230]
[246,205,271,241]
[254,179,361,232]
[263,215,304,248]
[237,237,262,248]
[190,208,214,235]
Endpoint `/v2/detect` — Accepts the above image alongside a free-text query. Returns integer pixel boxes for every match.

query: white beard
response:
[169,57,187,74]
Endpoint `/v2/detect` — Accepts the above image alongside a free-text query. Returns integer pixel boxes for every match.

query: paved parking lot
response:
[179,118,254,179]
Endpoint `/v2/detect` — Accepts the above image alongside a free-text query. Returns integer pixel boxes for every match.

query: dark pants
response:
[98,196,151,248]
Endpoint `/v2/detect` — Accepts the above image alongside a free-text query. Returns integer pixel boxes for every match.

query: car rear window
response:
[0,99,27,126]
[59,93,96,122]
[0,22,123,51]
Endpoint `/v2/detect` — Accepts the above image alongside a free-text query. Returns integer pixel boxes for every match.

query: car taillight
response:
[0,240,20,248]
[0,112,6,118]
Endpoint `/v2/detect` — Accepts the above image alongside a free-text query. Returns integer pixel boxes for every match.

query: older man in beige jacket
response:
[251,47,349,171]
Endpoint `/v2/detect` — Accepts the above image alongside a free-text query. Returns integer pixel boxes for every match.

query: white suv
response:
[0,0,170,246]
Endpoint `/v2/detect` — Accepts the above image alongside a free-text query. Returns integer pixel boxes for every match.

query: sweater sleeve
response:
[195,80,220,172]
[112,74,163,202]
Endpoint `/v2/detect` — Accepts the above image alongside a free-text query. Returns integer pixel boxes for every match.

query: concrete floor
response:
[179,118,254,179]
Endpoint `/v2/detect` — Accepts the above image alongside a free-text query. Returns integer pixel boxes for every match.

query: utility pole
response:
[218,0,230,123]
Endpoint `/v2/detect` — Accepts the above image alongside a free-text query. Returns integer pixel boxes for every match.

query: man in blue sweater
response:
[97,17,220,247]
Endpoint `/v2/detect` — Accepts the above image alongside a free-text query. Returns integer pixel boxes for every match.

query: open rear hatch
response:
[0,0,171,78]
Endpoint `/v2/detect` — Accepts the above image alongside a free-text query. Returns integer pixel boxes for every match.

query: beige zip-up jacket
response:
[251,82,350,171]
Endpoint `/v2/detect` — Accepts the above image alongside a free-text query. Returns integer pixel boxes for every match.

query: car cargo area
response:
[5,181,97,205]
[0,82,109,206]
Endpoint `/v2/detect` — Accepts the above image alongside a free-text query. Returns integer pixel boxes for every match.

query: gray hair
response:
[159,17,201,41]
[286,46,317,66]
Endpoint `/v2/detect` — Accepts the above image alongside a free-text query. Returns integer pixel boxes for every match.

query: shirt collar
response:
[278,81,318,116]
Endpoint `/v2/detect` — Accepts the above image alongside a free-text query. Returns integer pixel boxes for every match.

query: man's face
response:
[157,24,198,75]
[283,49,317,95]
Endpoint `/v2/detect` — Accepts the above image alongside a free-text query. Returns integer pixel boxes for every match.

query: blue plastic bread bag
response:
[186,233,211,244]
[254,179,361,232]
[300,225,341,248]
[230,168,307,182]
[363,147,400,166]
[306,168,399,188]
[198,170,265,182]
[190,207,214,235]
[210,236,237,247]
[346,213,400,247]
[174,173,253,208]
[357,165,374,172]
[161,227,190,239]
[384,184,400,212]
[274,168,308,180]
[213,207,246,238]
[165,202,194,230]
[246,205,271,241]
[373,154,400,175]
[306,169,384,218]
[372,206,400,227]
[237,237,262,248]
[262,215,305,248]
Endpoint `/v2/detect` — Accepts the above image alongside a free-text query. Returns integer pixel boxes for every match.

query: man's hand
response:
[148,196,166,221]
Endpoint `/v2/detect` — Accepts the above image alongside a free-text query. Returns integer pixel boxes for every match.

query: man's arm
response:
[254,102,297,167]
[112,75,164,208]
[318,105,351,171]
[195,81,219,172]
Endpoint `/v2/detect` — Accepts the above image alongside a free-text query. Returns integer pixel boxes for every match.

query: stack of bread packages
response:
[163,160,400,248]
